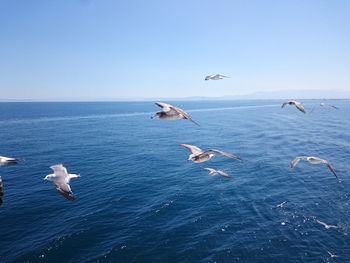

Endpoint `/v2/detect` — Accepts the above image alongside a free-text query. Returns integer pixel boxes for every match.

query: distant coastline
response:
[1,89,349,102]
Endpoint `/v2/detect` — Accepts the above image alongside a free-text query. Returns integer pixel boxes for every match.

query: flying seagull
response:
[151,102,199,126]
[281,101,306,113]
[201,167,230,178]
[0,156,22,166]
[205,74,229,81]
[327,251,338,258]
[44,163,80,201]
[275,201,288,208]
[320,103,338,109]
[313,217,342,229]
[290,156,338,180]
[180,144,242,163]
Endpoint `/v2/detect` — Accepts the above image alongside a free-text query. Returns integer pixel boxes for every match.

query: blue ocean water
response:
[0,100,349,262]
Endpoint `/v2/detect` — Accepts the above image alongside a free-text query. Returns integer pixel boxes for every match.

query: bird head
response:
[43,174,54,181]
[151,112,161,119]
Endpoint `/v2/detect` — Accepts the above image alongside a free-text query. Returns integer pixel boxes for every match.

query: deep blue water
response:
[0,100,350,262]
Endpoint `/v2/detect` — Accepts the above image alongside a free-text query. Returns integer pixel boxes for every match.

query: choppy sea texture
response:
[0,100,349,262]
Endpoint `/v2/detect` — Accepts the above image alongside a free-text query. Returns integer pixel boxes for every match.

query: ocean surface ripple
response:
[0,100,349,262]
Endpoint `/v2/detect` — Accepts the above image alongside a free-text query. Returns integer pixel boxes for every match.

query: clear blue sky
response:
[1,0,349,100]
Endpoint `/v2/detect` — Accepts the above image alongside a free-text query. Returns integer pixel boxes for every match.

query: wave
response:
[0,104,280,125]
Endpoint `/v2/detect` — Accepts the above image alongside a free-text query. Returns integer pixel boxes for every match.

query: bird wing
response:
[50,163,68,177]
[155,102,175,113]
[294,102,306,113]
[169,106,199,126]
[314,219,327,227]
[207,149,243,161]
[324,161,338,180]
[217,170,230,178]
[289,156,307,170]
[54,180,75,201]
[218,74,229,78]
[281,102,290,108]
[180,144,203,155]
[0,156,21,162]
[201,167,217,173]
[328,104,339,109]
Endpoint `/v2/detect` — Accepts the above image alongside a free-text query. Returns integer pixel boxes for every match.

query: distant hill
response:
[1,89,349,102]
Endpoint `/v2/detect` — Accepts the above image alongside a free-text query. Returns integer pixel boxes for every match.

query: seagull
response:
[151,102,199,126]
[201,167,230,178]
[0,156,22,166]
[281,101,306,113]
[313,217,342,229]
[275,201,288,208]
[180,144,242,163]
[320,103,338,109]
[327,251,339,258]
[205,74,229,81]
[44,163,80,201]
[290,156,338,180]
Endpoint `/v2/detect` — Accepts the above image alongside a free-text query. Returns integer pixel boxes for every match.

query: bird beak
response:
[151,114,157,119]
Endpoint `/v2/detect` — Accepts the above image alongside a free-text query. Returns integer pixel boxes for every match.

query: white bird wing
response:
[169,106,199,126]
[155,102,175,113]
[201,167,217,174]
[290,156,307,170]
[0,156,21,162]
[217,170,230,178]
[294,101,306,113]
[323,161,338,180]
[218,74,229,78]
[180,144,203,155]
[206,149,243,161]
[315,218,328,227]
[50,163,68,176]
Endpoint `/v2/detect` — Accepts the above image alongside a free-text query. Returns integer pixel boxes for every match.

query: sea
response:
[0,100,349,263]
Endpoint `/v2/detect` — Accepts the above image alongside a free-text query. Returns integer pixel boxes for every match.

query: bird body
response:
[152,102,199,125]
[205,74,229,81]
[44,163,80,201]
[290,156,338,180]
[180,144,242,163]
[281,101,306,113]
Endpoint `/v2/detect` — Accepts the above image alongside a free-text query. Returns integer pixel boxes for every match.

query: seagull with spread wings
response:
[320,103,338,109]
[281,101,306,113]
[180,144,242,163]
[44,163,80,201]
[313,217,342,229]
[0,156,22,166]
[151,102,199,126]
[205,74,229,81]
[290,156,338,180]
[201,167,230,178]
